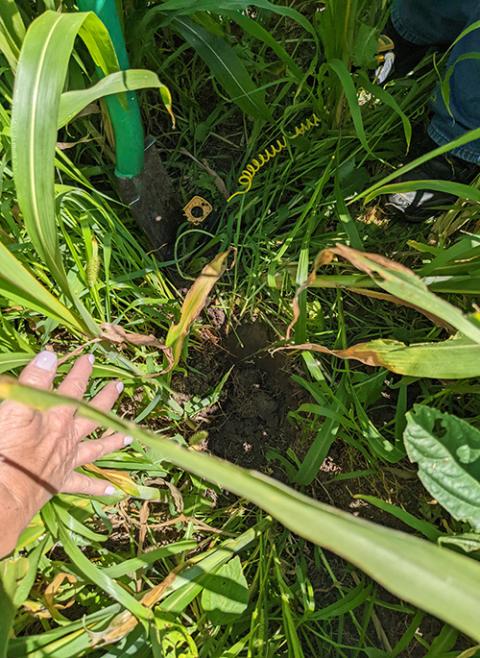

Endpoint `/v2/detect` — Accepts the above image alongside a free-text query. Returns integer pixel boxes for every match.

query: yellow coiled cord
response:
[228,112,320,202]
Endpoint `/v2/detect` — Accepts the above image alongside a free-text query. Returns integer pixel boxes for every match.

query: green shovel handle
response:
[77,0,144,178]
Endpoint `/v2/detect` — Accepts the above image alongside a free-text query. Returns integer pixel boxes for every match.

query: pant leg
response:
[428,5,480,164]
[391,0,473,45]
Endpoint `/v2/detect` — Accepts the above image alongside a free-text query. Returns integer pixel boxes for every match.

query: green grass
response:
[1,0,480,656]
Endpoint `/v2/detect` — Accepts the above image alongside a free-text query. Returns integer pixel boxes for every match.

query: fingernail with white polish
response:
[123,436,133,446]
[88,354,95,365]
[34,351,57,372]
[104,485,117,496]
[116,382,124,393]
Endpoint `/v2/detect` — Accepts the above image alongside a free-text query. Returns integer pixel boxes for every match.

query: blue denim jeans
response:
[392,0,480,163]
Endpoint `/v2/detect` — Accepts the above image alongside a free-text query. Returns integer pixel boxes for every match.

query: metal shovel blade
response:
[117,141,180,258]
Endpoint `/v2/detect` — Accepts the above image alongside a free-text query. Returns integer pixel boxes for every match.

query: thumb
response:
[19,351,58,390]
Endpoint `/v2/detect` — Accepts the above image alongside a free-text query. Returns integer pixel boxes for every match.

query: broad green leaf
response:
[439,533,480,554]
[290,335,480,379]
[0,241,86,334]
[3,380,480,640]
[170,17,271,120]
[59,69,173,128]
[11,10,119,335]
[166,250,231,367]
[201,557,249,625]
[405,405,480,531]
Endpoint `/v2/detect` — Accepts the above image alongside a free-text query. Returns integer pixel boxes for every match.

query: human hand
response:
[0,351,131,557]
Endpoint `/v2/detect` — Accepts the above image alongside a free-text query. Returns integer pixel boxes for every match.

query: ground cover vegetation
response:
[1,0,480,655]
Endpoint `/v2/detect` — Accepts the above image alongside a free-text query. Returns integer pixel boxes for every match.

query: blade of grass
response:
[328,59,372,156]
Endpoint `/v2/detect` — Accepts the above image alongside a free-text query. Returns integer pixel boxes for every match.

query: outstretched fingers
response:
[57,354,94,400]
[61,472,119,497]
[74,381,124,439]
[75,432,132,467]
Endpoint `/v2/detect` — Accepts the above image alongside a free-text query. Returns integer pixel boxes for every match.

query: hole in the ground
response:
[171,321,307,474]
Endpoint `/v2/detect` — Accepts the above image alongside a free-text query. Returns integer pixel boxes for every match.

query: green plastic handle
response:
[77,0,144,178]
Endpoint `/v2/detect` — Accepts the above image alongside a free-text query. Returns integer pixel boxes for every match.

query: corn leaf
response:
[287,335,480,379]
[316,245,480,344]
[367,180,480,205]
[328,59,372,156]
[0,241,86,334]
[405,405,480,530]
[11,10,119,334]
[170,17,272,120]
[59,69,174,128]
[2,379,480,641]
[166,250,231,367]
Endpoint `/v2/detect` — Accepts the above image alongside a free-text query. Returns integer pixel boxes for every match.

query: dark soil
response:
[172,319,308,476]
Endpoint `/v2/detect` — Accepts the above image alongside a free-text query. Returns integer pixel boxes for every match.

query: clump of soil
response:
[172,321,307,475]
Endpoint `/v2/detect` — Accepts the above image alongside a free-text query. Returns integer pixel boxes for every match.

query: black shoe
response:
[383,137,479,223]
[379,19,435,79]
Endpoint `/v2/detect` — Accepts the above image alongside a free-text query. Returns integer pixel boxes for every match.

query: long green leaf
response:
[58,69,173,128]
[354,126,480,205]
[170,17,271,120]
[367,180,480,205]
[2,379,480,640]
[318,245,480,344]
[292,335,480,379]
[0,0,25,70]
[11,10,119,335]
[0,241,86,334]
